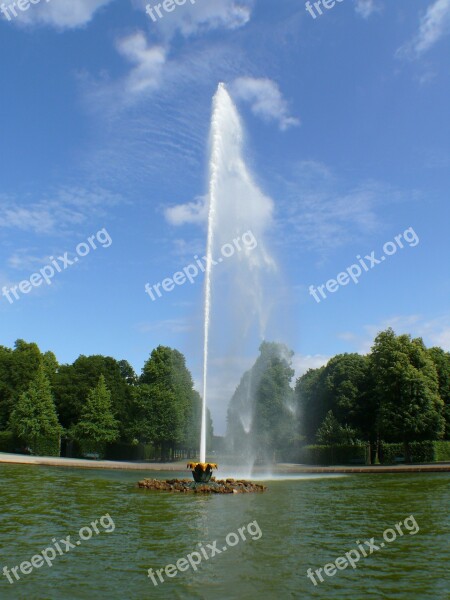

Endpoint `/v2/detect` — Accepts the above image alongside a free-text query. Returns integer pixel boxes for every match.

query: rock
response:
[137,478,266,494]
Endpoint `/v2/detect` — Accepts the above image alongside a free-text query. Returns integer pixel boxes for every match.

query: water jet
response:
[139,83,267,493]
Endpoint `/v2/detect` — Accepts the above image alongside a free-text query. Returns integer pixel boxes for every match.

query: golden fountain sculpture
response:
[187,462,218,483]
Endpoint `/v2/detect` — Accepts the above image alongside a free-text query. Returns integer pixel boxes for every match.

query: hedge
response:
[78,440,107,459]
[434,441,450,462]
[0,431,60,456]
[298,441,450,465]
[299,444,367,465]
[105,442,156,461]
[33,436,60,457]
[0,430,16,452]
[378,441,450,464]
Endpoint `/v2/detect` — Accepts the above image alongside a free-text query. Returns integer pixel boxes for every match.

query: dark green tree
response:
[71,375,119,451]
[295,365,327,444]
[296,354,372,443]
[53,355,134,437]
[0,340,44,430]
[9,367,62,455]
[315,410,359,445]
[139,346,211,459]
[370,329,445,459]
[428,347,450,440]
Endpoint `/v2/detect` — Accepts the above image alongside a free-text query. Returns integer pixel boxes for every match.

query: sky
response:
[0,0,449,434]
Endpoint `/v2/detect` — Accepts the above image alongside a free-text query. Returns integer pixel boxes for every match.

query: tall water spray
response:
[200,83,276,463]
[200,85,222,463]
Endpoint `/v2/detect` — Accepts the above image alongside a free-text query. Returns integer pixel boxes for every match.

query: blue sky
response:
[1,0,449,433]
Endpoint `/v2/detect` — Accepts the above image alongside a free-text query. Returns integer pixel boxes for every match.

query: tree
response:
[315,411,358,445]
[295,354,372,444]
[139,346,209,459]
[0,340,43,430]
[118,360,138,386]
[295,366,327,444]
[322,354,372,435]
[71,375,119,450]
[370,329,445,459]
[428,347,450,440]
[227,342,295,462]
[9,367,62,455]
[53,355,134,437]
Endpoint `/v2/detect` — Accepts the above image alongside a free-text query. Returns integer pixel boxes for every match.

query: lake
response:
[0,465,448,599]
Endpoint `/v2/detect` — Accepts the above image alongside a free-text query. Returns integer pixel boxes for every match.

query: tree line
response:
[226,329,450,462]
[0,341,213,460]
[2,328,449,463]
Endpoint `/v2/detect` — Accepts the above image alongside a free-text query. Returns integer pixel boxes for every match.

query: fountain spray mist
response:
[200,83,278,462]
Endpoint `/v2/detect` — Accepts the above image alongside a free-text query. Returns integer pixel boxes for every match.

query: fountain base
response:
[187,462,218,483]
[138,478,266,494]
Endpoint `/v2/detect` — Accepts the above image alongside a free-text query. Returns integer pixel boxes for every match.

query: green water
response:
[0,465,448,599]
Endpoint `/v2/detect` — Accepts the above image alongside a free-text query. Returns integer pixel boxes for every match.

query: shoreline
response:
[0,453,449,473]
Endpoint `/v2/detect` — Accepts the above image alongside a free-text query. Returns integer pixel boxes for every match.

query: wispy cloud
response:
[276,161,400,255]
[2,0,115,29]
[230,77,300,131]
[292,353,330,379]
[136,318,193,334]
[397,0,450,59]
[0,187,121,235]
[133,0,254,38]
[354,0,380,19]
[7,250,49,271]
[164,195,208,226]
[339,314,450,353]
[116,32,167,99]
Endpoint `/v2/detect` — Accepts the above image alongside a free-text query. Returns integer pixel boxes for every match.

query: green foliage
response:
[295,366,326,444]
[299,444,367,465]
[9,367,62,456]
[371,329,445,443]
[409,441,435,463]
[380,441,436,464]
[71,375,119,446]
[136,346,213,458]
[53,355,135,436]
[0,340,46,430]
[379,443,404,464]
[77,439,106,458]
[0,430,15,452]
[296,354,371,444]
[433,441,450,462]
[428,347,450,439]
[33,435,60,457]
[316,410,360,445]
[1,332,449,463]
[104,442,156,461]
[227,342,296,461]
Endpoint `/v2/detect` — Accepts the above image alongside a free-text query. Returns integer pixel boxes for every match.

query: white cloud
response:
[134,0,253,38]
[0,187,121,235]
[292,353,330,379]
[354,0,380,19]
[7,250,49,271]
[339,314,450,353]
[136,319,193,334]
[164,196,208,226]
[277,161,396,255]
[397,0,450,59]
[2,0,114,29]
[230,77,300,131]
[116,32,167,97]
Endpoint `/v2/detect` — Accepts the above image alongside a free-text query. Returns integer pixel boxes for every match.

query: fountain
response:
[139,83,267,494]
[186,82,227,484]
